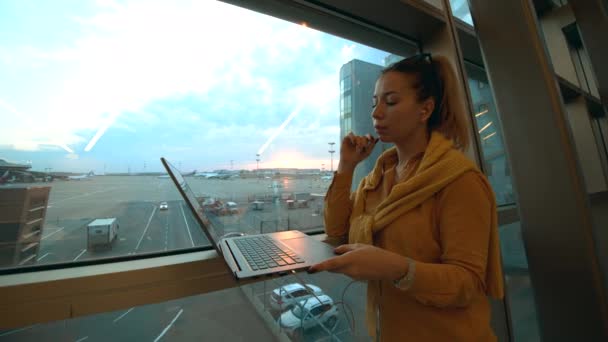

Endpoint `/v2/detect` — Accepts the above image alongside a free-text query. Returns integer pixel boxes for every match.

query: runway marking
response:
[316,328,349,341]
[154,308,183,342]
[49,187,118,206]
[0,324,38,337]
[113,307,134,323]
[73,249,86,261]
[41,227,65,240]
[180,204,195,247]
[37,252,51,261]
[75,336,89,342]
[135,206,158,251]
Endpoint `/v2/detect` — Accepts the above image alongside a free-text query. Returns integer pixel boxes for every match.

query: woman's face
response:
[372,71,433,144]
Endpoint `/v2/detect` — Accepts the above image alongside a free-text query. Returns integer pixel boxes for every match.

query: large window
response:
[0,1,403,270]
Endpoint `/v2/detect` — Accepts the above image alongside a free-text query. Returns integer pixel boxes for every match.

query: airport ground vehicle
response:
[159,201,169,210]
[87,218,119,250]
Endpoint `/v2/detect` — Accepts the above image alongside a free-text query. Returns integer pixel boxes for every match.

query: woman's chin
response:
[377,135,391,143]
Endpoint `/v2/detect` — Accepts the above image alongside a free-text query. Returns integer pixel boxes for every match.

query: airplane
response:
[67,171,94,181]
[193,172,231,179]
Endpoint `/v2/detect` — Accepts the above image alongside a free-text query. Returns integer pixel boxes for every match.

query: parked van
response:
[87,218,119,250]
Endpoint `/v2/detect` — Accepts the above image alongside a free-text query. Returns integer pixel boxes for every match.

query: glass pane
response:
[0,286,279,341]
[466,64,515,206]
[499,221,541,341]
[450,0,474,25]
[0,272,370,341]
[0,0,416,270]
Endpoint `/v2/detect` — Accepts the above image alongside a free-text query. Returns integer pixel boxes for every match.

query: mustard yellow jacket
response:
[324,133,503,341]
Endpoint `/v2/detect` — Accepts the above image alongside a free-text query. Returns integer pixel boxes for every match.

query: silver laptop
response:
[161,157,335,279]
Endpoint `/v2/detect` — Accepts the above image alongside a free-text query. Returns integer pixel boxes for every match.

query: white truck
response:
[87,218,119,250]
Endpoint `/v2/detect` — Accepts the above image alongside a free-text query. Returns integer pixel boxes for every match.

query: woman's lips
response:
[374,125,387,133]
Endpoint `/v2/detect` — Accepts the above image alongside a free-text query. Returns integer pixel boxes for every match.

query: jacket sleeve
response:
[407,172,493,308]
[323,171,355,239]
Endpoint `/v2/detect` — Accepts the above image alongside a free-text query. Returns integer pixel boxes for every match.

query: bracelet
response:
[393,257,416,290]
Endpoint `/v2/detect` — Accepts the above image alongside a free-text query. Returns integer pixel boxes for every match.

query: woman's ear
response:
[419,98,435,122]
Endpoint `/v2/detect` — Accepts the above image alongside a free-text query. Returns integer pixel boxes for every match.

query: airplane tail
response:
[87,171,95,176]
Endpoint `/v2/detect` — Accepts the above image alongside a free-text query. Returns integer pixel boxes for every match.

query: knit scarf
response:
[348,131,504,335]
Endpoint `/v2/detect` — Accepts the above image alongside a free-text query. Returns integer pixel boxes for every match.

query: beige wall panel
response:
[540,5,580,86]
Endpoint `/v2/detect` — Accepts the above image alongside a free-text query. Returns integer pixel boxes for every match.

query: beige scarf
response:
[348,131,504,333]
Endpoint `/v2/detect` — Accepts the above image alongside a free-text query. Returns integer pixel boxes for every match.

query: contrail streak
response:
[84,114,116,152]
[257,104,303,156]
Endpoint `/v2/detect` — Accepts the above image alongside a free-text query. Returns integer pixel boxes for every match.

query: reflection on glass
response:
[450,0,473,25]
[0,271,368,341]
[466,64,515,206]
[0,0,409,270]
[499,222,541,341]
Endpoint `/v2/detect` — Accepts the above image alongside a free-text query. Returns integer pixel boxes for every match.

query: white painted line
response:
[135,206,158,251]
[73,249,86,261]
[113,307,134,323]
[41,227,65,240]
[153,308,183,342]
[180,204,195,247]
[75,336,89,342]
[0,324,37,337]
[37,252,50,261]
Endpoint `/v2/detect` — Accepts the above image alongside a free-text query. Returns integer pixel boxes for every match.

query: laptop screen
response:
[161,157,221,248]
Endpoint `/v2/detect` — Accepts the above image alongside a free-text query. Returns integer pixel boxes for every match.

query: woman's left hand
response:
[308,244,409,281]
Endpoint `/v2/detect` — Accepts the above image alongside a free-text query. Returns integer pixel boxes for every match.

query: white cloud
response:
[1,0,327,153]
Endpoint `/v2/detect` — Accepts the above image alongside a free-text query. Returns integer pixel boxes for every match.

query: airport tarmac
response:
[33,175,331,266]
[0,175,371,342]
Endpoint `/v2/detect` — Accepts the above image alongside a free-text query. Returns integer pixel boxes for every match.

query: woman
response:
[309,54,504,341]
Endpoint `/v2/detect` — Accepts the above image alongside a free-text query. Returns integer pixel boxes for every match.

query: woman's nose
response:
[371,104,383,119]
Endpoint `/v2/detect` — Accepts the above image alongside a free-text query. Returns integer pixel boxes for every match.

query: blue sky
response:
[0,0,393,173]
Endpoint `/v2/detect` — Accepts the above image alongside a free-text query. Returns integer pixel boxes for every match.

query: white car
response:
[270,283,323,311]
[278,294,338,336]
[159,202,168,210]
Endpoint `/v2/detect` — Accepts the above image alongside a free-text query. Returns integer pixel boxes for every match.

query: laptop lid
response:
[160,157,222,251]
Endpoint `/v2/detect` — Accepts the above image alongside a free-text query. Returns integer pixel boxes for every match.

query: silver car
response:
[270,283,323,311]
[278,294,339,336]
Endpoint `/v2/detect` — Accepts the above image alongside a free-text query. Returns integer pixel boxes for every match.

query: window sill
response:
[0,250,238,329]
[0,233,330,330]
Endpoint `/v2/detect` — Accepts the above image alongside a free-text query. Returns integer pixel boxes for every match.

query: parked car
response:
[270,283,323,311]
[278,294,339,336]
[159,201,168,210]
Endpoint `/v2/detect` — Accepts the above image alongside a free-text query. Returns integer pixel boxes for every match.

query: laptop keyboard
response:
[234,236,305,271]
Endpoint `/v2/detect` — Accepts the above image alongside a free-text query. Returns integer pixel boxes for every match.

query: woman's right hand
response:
[338,132,378,173]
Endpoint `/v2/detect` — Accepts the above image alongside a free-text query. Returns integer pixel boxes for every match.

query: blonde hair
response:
[382,54,470,150]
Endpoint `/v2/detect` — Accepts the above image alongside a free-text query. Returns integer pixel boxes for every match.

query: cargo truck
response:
[87,218,119,250]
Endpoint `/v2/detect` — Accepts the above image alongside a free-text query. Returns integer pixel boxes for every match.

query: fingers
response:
[333,244,358,255]
[308,256,343,273]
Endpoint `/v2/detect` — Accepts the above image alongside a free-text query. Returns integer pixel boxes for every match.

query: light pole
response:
[328,142,335,172]
[256,154,260,176]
